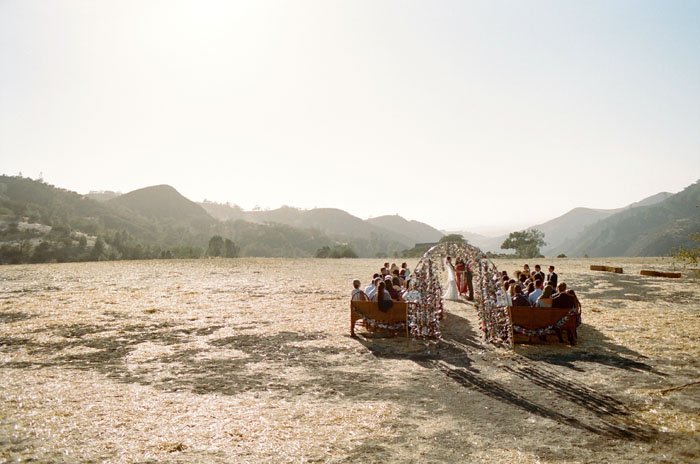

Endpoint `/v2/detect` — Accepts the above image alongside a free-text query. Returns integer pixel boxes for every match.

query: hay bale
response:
[590,265,623,273]
[640,270,682,278]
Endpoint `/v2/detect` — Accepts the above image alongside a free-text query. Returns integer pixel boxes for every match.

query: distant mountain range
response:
[446,186,695,257]
[2,174,698,261]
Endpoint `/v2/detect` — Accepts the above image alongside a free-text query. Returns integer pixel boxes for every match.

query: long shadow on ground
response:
[357,311,658,442]
[0,306,659,443]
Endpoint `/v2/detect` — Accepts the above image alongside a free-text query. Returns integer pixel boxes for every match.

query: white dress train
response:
[444,260,460,300]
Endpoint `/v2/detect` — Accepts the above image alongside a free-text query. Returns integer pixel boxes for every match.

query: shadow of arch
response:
[356,308,658,442]
[517,322,667,377]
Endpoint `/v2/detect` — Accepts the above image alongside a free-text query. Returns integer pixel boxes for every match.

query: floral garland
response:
[512,307,579,337]
[361,318,407,332]
[412,241,512,348]
[407,259,443,339]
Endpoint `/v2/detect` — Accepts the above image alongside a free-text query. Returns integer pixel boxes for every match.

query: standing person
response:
[465,258,474,301]
[444,256,460,300]
[455,258,466,295]
[533,264,545,283]
[546,265,558,289]
[401,262,411,280]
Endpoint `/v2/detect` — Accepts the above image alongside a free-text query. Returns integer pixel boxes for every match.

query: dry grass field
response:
[1,257,698,463]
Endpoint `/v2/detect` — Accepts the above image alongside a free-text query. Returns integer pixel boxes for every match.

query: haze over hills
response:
[1,174,697,263]
[563,181,699,257]
[199,202,440,250]
[448,189,686,256]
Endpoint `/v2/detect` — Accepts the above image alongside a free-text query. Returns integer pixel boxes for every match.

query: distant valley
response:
[1,174,697,263]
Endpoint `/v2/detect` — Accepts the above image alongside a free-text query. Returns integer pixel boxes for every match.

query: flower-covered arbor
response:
[410,241,513,348]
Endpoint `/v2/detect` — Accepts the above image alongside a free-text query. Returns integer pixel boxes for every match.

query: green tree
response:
[315,246,331,258]
[673,233,700,265]
[207,235,225,257]
[31,241,53,263]
[330,244,358,258]
[501,229,546,258]
[439,234,467,244]
[89,237,106,261]
[224,238,239,258]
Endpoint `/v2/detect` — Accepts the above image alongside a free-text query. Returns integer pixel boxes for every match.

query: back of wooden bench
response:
[510,306,578,344]
[510,306,575,329]
[350,300,408,336]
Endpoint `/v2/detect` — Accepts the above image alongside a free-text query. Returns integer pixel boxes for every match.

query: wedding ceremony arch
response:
[411,241,513,348]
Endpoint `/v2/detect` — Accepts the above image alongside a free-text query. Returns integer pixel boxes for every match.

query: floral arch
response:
[410,241,513,348]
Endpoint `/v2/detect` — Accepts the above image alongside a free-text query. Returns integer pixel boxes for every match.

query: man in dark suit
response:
[546,265,558,289]
[552,283,576,308]
[533,264,545,283]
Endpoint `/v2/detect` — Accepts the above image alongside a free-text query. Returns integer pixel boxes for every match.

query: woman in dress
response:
[444,256,460,300]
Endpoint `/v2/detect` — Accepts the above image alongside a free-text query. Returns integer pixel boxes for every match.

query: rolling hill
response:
[108,185,214,224]
[366,215,444,244]
[200,202,441,249]
[563,180,700,257]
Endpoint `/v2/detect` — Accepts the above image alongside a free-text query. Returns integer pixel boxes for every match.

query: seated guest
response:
[528,279,544,306]
[365,274,380,296]
[568,289,581,310]
[524,282,535,297]
[391,276,405,299]
[496,282,512,307]
[512,284,531,307]
[403,280,421,301]
[380,267,389,277]
[372,281,394,310]
[391,268,404,286]
[351,279,369,301]
[390,263,400,275]
[508,279,517,299]
[365,277,381,300]
[518,273,528,285]
[385,276,403,300]
[536,284,554,307]
[568,289,582,326]
[552,283,577,308]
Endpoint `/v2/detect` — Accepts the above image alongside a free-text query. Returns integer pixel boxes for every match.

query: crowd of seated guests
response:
[495,264,581,311]
[351,262,419,307]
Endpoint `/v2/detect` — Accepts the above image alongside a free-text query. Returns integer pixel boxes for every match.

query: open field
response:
[1,257,698,463]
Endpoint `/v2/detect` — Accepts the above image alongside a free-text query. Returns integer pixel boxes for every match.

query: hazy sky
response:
[1,1,698,233]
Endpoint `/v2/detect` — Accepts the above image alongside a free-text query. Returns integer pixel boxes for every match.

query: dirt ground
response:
[0,257,698,463]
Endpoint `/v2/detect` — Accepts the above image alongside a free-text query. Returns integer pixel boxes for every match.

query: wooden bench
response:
[510,306,579,345]
[350,300,409,337]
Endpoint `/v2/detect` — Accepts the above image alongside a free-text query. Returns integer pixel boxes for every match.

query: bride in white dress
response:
[444,256,460,300]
